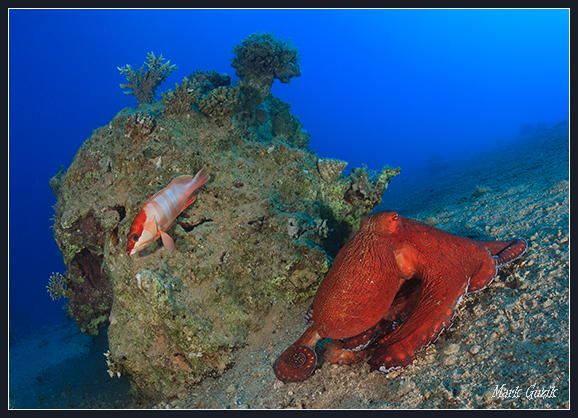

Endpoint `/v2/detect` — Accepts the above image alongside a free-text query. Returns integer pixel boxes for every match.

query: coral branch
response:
[47,272,67,300]
[161,76,202,116]
[118,52,177,104]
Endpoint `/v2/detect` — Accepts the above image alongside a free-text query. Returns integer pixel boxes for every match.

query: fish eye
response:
[130,234,139,242]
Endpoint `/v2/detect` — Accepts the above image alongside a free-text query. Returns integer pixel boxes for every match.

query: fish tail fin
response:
[182,168,210,209]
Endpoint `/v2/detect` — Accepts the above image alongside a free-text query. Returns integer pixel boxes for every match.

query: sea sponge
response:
[118,52,177,104]
[231,32,301,82]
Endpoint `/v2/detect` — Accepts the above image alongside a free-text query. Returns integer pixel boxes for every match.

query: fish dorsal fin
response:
[169,175,195,188]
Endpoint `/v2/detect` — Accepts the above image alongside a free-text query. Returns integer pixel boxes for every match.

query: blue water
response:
[9,9,568,334]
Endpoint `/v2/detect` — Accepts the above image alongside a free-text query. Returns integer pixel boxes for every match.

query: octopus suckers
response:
[378,365,403,373]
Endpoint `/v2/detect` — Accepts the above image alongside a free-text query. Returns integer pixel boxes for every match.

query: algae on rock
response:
[50,33,400,403]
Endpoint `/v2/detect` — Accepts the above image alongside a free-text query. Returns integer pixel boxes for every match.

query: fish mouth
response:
[128,245,148,256]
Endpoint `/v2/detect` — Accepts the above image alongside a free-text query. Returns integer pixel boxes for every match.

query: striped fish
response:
[127,168,209,256]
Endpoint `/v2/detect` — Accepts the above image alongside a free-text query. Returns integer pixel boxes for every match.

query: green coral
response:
[162,71,232,118]
[118,52,177,104]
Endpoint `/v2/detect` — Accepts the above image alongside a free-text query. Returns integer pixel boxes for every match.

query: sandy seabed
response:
[9,124,569,409]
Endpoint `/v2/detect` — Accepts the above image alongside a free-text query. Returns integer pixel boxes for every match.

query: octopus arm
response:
[478,239,528,269]
[468,239,528,292]
[369,266,470,373]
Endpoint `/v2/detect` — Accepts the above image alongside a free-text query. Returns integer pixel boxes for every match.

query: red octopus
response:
[273,211,527,383]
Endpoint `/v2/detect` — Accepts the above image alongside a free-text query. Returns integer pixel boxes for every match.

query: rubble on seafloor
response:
[50,32,400,403]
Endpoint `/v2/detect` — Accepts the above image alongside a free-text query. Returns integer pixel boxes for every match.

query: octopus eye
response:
[130,234,139,242]
[392,214,398,220]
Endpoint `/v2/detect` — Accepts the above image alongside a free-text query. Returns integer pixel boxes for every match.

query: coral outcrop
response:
[318,158,348,184]
[231,32,302,127]
[51,33,400,403]
[231,32,301,83]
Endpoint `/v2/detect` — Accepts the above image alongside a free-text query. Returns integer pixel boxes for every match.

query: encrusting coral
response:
[198,85,244,123]
[51,33,401,403]
[123,111,156,141]
[264,95,310,149]
[118,52,177,104]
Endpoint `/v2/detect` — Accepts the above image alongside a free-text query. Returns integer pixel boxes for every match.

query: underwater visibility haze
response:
[8,8,569,408]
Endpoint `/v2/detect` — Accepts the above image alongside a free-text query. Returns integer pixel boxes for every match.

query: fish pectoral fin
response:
[159,230,175,252]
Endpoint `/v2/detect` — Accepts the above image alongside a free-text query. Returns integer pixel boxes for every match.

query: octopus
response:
[273,211,527,383]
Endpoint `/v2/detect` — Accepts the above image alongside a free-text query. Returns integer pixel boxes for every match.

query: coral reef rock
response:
[318,158,348,184]
[51,33,400,404]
